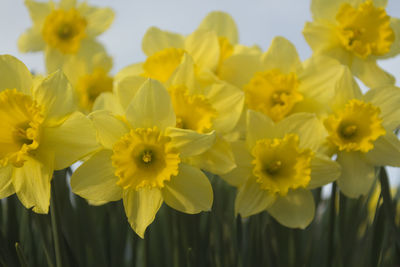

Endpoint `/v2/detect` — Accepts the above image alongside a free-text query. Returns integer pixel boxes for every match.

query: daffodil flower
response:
[303,0,400,88]
[71,79,214,238]
[0,55,99,213]
[323,67,400,198]
[222,110,340,228]
[18,0,114,73]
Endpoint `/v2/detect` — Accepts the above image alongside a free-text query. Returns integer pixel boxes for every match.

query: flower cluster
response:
[0,0,399,238]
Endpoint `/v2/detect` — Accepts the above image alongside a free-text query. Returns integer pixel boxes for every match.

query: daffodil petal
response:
[364,86,400,131]
[59,0,76,9]
[166,127,215,157]
[302,21,338,53]
[126,79,176,130]
[123,187,163,238]
[41,112,99,170]
[267,188,315,229]
[365,132,400,167]
[0,55,32,95]
[351,58,395,88]
[235,177,275,218]
[93,92,124,115]
[380,18,400,59]
[12,154,54,214]
[162,163,213,214]
[246,110,275,149]
[114,63,144,82]
[310,0,346,20]
[78,3,114,37]
[276,113,327,151]
[0,165,14,199]
[34,70,76,126]
[89,110,129,149]
[71,149,122,202]
[166,54,197,93]
[189,136,236,175]
[332,66,363,110]
[220,141,252,187]
[25,0,53,26]
[115,76,146,110]
[18,28,45,53]
[184,29,219,71]
[262,36,301,74]
[307,154,341,189]
[336,151,376,198]
[197,11,238,43]
[206,82,244,134]
[142,27,184,56]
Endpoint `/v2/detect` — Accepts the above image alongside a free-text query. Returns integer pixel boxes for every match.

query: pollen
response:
[0,89,44,167]
[324,99,386,153]
[111,127,181,190]
[336,1,394,58]
[143,48,185,82]
[169,85,217,133]
[244,69,302,122]
[76,68,114,111]
[41,8,87,54]
[251,134,314,196]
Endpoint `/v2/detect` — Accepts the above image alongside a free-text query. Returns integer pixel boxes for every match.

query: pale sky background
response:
[1,0,400,186]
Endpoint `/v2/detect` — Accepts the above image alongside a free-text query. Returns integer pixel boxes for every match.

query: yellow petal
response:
[34,70,77,126]
[189,136,236,175]
[302,21,339,53]
[41,112,99,170]
[78,3,114,37]
[126,79,176,130]
[206,82,244,134]
[115,63,144,82]
[351,58,395,88]
[123,187,163,238]
[267,188,315,229]
[184,29,219,71]
[0,55,33,95]
[166,127,215,157]
[332,66,363,110]
[59,0,76,9]
[246,110,275,149]
[142,27,184,56]
[336,151,375,198]
[115,76,146,110]
[307,154,341,189]
[235,177,275,217]
[0,165,14,199]
[218,53,261,89]
[197,11,238,43]
[221,141,252,187]
[18,28,45,53]
[262,36,302,74]
[380,18,400,59]
[25,0,53,26]
[363,86,400,131]
[276,113,327,151]
[162,163,213,214]
[310,0,345,20]
[12,153,54,214]
[89,110,129,149]
[365,132,400,167]
[71,149,122,202]
[92,92,124,114]
[166,54,197,92]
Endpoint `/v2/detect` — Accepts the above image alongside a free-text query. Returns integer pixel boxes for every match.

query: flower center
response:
[111,127,181,190]
[0,89,44,167]
[169,85,217,133]
[336,1,394,58]
[244,69,302,122]
[251,134,314,196]
[143,47,185,82]
[41,8,87,54]
[324,99,386,153]
[76,68,114,111]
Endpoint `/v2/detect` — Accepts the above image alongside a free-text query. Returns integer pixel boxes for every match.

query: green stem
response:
[50,178,63,267]
[327,183,337,267]
[15,242,28,267]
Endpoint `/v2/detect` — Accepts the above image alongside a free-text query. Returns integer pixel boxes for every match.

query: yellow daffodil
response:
[18,0,114,73]
[324,67,400,198]
[222,110,340,228]
[0,55,99,213]
[71,79,214,238]
[303,0,400,88]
